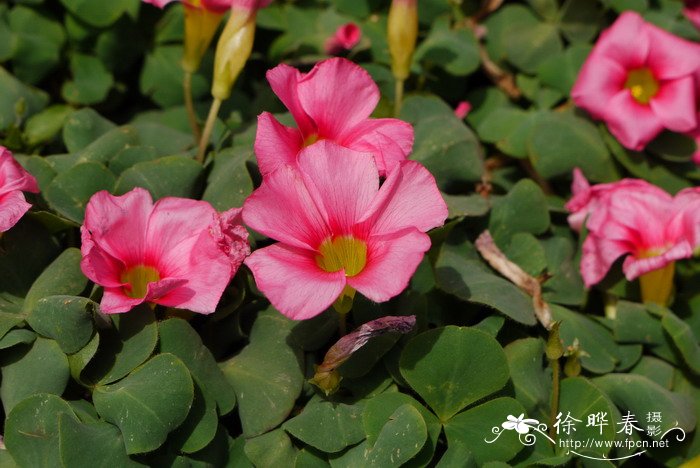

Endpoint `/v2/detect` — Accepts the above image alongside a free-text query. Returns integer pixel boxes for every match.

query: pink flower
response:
[685,0,700,30]
[80,188,250,314]
[324,23,361,55]
[565,168,665,232]
[0,147,39,233]
[567,171,700,287]
[242,141,447,320]
[454,101,472,119]
[255,58,414,177]
[571,12,700,150]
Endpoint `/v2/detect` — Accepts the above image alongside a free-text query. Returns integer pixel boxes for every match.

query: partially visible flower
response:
[454,101,471,119]
[684,0,700,30]
[142,0,231,12]
[502,414,540,435]
[572,12,700,150]
[387,0,418,82]
[324,23,361,55]
[565,168,665,232]
[242,141,447,320]
[0,147,39,233]
[255,58,414,177]
[568,170,700,304]
[80,188,249,314]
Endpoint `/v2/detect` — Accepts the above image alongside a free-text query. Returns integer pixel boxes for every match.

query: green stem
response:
[394,79,405,117]
[183,71,201,142]
[196,97,222,164]
[549,357,560,442]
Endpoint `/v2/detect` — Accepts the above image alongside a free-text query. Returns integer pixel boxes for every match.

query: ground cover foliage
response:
[0,0,699,466]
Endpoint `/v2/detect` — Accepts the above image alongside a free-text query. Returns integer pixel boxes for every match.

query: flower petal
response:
[254,112,304,176]
[83,189,153,267]
[603,90,664,150]
[623,241,694,280]
[0,191,32,233]
[571,55,628,120]
[297,58,380,140]
[297,141,378,234]
[595,12,650,70]
[359,161,448,236]
[646,23,700,79]
[99,287,147,314]
[348,228,431,302]
[0,147,39,196]
[244,243,346,320]
[266,64,316,136]
[580,234,631,287]
[242,164,331,250]
[649,76,697,132]
[343,118,414,176]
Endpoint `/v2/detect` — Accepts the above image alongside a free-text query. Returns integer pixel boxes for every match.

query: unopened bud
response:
[211,8,257,100]
[387,0,418,81]
[182,4,225,73]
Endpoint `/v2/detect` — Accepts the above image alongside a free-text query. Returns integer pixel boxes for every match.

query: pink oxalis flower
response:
[81,188,250,314]
[567,170,700,298]
[572,12,700,151]
[0,146,39,233]
[685,0,700,30]
[255,58,414,177]
[324,23,362,55]
[242,141,447,320]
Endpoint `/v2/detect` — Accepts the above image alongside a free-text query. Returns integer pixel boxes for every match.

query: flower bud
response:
[182,4,225,73]
[211,7,257,100]
[387,0,418,81]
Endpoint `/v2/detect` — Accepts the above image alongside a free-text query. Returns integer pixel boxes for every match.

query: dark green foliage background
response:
[0,0,699,466]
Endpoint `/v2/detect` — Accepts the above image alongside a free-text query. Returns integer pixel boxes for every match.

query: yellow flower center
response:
[121,265,161,299]
[304,134,322,147]
[316,236,367,277]
[624,68,659,105]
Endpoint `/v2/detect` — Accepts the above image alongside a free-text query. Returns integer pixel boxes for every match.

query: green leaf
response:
[159,318,236,415]
[23,248,86,313]
[84,305,158,385]
[444,397,526,464]
[505,338,550,418]
[221,308,304,437]
[400,326,510,421]
[23,105,73,146]
[528,111,617,181]
[476,108,535,159]
[661,311,700,374]
[630,356,675,389]
[0,66,48,130]
[44,162,116,223]
[132,122,194,156]
[435,249,538,326]
[202,147,254,211]
[558,0,603,43]
[67,332,100,384]
[245,429,298,467]
[613,301,664,345]
[364,404,427,466]
[488,179,550,245]
[537,44,592,95]
[169,381,219,454]
[415,18,479,76]
[26,295,96,354]
[62,53,114,105]
[60,0,137,27]
[93,353,194,454]
[362,392,441,466]
[283,398,365,453]
[594,374,697,433]
[62,108,116,153]
[1,337,70,414]
[503,232,547,277]
[4,394,79,468]
[140,45,209,107]
[400,96,484,191]
[8,7,65,84]
[115,155,203,200]
[443,193,490,219]
[58,415,141,468]
[0,329,36,350]
[551,304,619,374]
